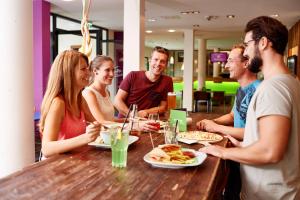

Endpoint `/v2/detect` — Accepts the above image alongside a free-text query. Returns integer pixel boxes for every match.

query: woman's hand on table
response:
[83,122,101,143]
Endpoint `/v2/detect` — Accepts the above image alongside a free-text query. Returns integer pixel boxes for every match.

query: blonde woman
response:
[39,50,100,158]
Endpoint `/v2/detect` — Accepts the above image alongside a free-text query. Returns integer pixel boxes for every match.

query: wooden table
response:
[0,113,228,200]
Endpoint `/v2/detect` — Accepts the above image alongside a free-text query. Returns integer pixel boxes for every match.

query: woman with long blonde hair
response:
[39,50,100,158]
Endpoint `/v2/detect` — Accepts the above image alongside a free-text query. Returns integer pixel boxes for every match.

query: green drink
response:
[110,128,129,168]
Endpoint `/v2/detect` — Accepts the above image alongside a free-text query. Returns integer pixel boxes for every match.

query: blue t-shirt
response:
[233,80,261,128]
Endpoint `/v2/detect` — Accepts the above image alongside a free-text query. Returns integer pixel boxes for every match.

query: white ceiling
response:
[47,0,300,50]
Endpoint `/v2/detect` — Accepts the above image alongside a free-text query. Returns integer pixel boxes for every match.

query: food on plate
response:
[94,136,104,144]
[149,144,196,164]
[178,131,223,142]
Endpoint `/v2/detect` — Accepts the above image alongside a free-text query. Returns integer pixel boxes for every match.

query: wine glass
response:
[148,113,160,131]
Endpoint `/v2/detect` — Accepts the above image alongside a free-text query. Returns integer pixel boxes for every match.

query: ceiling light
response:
[180,11,189,15]
[168,29,176,33]
[270,14,279,18]
[180,11,200,15]
[148,18,156,22]
[205,15,218,21]
[192,11,200,14]
[193,24,200,28]
[146,30,153,33]
[226,15,235,19]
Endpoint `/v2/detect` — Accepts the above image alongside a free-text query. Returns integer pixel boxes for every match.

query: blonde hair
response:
[39,50,89,132]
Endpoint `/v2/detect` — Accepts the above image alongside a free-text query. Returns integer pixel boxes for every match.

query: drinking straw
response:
[121,104,133,132]
[156,106,159,121]
[129,104,137,133]
[174,119,179,140]
[149,132,155,149]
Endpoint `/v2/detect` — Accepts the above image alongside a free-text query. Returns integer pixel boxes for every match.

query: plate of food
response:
[177,131,223,144]
[88,135,139,149]
[143,144,207,169]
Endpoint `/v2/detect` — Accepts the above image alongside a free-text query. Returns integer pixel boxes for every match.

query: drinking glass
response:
[110,128,129,168]
[164,123,178,144]
[167,92,177,110]
[148,113,160,131]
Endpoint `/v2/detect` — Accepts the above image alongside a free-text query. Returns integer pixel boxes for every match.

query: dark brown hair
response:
[245,16,288,55]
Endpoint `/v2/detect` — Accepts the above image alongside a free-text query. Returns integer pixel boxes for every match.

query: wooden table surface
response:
[0,113,228,200]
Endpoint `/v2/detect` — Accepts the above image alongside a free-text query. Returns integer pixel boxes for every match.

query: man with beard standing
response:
[114,46,173,118]
[200,16,300,199]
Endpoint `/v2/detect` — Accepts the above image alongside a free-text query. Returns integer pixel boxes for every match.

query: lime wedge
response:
[116,128,122,140]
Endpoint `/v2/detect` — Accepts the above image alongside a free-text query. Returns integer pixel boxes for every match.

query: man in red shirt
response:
[114,46,173,118]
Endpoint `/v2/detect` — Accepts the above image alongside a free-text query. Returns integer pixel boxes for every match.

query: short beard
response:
[248,46,262,73]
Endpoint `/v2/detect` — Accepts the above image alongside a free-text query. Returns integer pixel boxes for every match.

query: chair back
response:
[194,91,210,101]
[211,91,225,101]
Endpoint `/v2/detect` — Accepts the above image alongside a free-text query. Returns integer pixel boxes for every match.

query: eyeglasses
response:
[243,39,255,48]
[226,58,242,64]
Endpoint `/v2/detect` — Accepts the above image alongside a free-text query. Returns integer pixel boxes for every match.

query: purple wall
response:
[33,0,51,113]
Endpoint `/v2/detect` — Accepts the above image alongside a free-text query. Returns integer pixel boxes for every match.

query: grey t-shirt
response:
[241,74,300,200]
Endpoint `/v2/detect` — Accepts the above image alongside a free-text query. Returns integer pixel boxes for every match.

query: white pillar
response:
[182,29,194,111]
[0,0,34,178]
[213,48,220,77]
[197,39,206,90]
[123,0,145,77]
[108,30,116,99]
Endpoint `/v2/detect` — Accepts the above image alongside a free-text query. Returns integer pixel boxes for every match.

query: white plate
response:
[177,138,199,144]
[143,149,207,169]
[88,135,139,149]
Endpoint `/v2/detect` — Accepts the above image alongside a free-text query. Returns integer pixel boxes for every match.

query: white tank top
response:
[83,87,115,121]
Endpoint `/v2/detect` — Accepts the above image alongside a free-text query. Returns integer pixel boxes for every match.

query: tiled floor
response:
[34,103,233,161]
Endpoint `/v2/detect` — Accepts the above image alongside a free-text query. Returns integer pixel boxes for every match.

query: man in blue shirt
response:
[197,44,260,200]
[197,44,260,140]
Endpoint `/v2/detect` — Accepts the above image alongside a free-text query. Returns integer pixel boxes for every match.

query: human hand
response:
[198,145,225,159]
[83,122,101,143]
[139,121,159,132]
[197,119,219,132]
[224,134,242,147]
[138,110,148,118]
